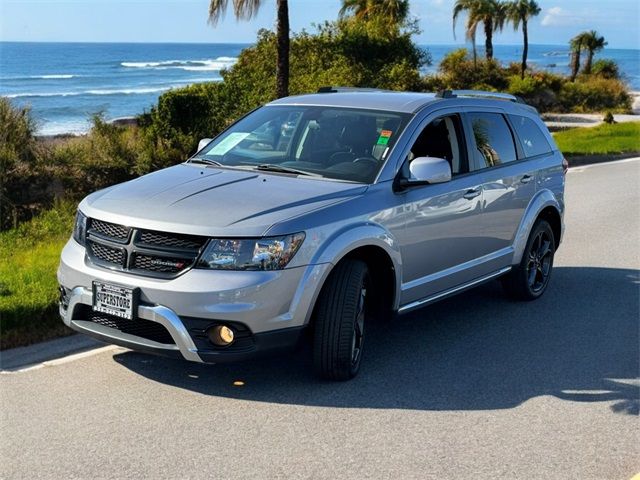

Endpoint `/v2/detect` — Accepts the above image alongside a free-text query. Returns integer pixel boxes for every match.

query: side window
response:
[406,114,467,175]
[509,115,552,158]
[467,112,517,169]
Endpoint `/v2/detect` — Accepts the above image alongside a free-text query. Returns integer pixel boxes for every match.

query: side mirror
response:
[397,157,452,189]
[198,138,213,152]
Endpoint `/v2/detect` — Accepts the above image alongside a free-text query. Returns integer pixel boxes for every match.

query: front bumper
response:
[58,239,330,363]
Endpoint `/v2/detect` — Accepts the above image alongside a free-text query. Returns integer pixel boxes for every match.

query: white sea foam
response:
[5,91,81,98]
[5,81,220,99]
[37,74,75,79]
[121,57,237,71]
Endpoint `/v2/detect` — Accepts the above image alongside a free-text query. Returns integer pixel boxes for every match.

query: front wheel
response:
[502,219,556,301]
[312,259,369,381]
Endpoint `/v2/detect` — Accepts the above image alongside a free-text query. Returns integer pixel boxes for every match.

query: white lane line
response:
[1,345,124,374]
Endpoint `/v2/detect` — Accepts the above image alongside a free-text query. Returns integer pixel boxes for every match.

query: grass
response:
[0,202,76,350]
[553,122,640,156]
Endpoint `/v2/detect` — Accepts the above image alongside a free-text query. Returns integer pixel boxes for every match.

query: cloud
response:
[541,6,571,27]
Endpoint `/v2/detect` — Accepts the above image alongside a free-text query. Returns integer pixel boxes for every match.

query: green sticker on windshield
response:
[377,129,392,145]
[377,135,390,146]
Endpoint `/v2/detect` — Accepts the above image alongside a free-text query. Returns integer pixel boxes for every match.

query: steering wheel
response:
[353,157,378,168]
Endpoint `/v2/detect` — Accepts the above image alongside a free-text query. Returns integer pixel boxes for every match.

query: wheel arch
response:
[512,189,564,265]
[308,224,403,318]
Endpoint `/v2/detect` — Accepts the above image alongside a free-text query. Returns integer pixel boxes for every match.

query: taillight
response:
[562,157,569,175]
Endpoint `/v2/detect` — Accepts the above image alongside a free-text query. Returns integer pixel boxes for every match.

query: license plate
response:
[92,282,137,320]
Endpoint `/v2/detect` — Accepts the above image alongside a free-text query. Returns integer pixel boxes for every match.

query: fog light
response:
[208,325,235,346]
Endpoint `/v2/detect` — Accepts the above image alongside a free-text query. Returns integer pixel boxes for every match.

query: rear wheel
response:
[502,219,556,301]
[313,259,369,381]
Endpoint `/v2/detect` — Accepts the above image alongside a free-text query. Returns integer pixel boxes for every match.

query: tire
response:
[502,219,556,301]
[312,259,369,381]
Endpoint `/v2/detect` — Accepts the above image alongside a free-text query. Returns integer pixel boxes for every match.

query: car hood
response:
[80,164,367,237]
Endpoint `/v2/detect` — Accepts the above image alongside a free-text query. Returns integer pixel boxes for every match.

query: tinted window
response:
[509,115,552,157]
[468,112,517,169]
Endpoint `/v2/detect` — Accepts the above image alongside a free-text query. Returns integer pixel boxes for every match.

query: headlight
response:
[196,233,305,271]
[72,210,87,246]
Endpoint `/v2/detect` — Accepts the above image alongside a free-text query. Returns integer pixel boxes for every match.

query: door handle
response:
[520,174,533,184]
[463,188,481,200]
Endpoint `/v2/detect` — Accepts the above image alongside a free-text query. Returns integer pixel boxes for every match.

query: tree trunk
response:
[484,19,493,60]
[275,0,289,98]
[583,50,594,75]
[472,31,477,67]
[570,47,581,82]
[520,19,528,79]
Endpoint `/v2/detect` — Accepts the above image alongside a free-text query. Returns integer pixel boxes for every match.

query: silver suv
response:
[58,88,566,380]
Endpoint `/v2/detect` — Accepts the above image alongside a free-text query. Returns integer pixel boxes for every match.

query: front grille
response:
[90,219,130,241]
[79,306,175,345]
[85,218,207,278]
[88,240,125,266]
[132,254,192,274]
[138,230,206,251]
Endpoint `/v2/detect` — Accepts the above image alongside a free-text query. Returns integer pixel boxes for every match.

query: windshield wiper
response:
[255,164,321,177]
[188,157,223,167]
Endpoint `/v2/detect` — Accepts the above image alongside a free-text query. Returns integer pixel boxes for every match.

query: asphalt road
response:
[2,159,639,480]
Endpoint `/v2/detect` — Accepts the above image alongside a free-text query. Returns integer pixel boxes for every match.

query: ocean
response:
[1,42,639,136]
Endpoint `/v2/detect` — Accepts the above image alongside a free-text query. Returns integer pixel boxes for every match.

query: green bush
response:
[141,81,229,154]
[506,72,564,111]
[0,98,44,229]
[591,59,620,80]
[434,49,508,91]
[559,77,631,113]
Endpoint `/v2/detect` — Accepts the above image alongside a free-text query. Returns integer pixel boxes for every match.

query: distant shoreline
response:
[1,40,638,50]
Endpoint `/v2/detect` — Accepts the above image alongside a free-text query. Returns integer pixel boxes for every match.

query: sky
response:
[1,0,639,48]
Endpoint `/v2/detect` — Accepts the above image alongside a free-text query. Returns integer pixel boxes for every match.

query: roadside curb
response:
[566,152,640,167]
[0,334,103,371]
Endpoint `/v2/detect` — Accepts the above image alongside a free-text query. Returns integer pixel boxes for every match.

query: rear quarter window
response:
[467,112,517,169]
[509,115,552,158]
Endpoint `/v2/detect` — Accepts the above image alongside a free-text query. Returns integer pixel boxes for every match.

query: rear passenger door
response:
[464,110,538,256]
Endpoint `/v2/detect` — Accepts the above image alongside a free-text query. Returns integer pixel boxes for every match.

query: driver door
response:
[397,112,489,306]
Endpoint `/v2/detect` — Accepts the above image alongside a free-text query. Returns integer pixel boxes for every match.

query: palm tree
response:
[453,0,480,64]
[208,0,289,98]
[506,0,541,78]
[581,30,607,74]
[339,0,409,27]
[569,32,587,82]
[453,0,507,62]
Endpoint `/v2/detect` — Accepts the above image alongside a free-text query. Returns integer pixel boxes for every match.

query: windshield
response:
[193,105,410,183]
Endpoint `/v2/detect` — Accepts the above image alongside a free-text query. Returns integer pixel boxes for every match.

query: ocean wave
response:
[121,57,237,71]
[5,91,81,98]
[4,81,220,99]
[37,74,76,79]
[0,74,77,81]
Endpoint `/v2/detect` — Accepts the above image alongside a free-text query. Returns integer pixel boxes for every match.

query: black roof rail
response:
[317,86,391,94]
[436,89,527,104]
